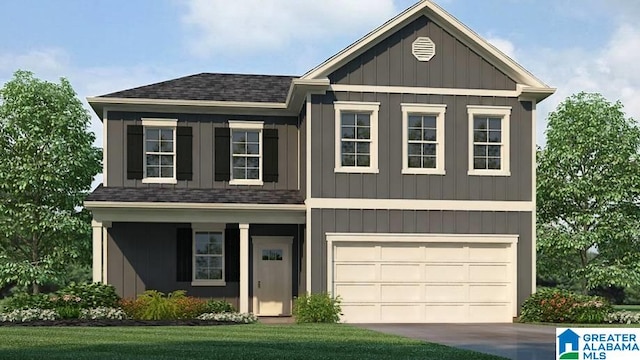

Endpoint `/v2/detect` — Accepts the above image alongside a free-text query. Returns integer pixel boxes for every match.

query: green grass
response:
[614,305,640,312]
[0,323,506,360]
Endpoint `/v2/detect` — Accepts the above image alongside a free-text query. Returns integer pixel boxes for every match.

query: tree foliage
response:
[0,70,101,293]
[537,92,640,293]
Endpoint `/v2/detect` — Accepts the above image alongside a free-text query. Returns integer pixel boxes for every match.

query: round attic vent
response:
[412,37,436,62]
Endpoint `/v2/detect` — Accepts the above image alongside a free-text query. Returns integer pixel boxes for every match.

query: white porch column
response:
[239,223,250,313]
[91,220,103,283]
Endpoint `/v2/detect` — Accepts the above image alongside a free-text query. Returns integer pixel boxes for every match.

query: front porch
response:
[86,189,306,315]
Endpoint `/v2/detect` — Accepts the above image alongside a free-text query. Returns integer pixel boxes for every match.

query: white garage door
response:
[328,234,517,323]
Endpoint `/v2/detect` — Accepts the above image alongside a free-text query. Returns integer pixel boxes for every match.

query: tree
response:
[0,70,101,293]
[537,92,640,294]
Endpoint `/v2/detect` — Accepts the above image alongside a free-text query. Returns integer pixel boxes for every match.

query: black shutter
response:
[225,228,240,282]
[176,228,192,282]
[215,127,231,181]
[263,128,279,182]
[176,127,193,181]
[126,125,143,179]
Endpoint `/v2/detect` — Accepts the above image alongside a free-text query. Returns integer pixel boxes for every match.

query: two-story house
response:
[85,0,555,323]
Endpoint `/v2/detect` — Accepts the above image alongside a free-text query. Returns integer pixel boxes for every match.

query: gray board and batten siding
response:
[105,111,299,191]
[329,15,517,90]
[107,222,304,309]
[311,93,532,201]
[311,14,533,201]
[310,210,533,308]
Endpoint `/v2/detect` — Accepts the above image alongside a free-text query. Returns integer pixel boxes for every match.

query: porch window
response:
[193,231,225,285]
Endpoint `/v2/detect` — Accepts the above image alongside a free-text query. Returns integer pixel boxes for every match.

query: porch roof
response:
[86,185,304,205]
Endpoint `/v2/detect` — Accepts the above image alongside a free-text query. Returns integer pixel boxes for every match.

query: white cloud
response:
[180,0,397,57]
[485,36,516,60]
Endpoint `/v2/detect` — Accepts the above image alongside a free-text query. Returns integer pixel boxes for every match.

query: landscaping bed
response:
[0,318,241,327]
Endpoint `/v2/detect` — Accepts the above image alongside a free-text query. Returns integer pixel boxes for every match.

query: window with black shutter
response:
[176,126,193,181]
[176,227,192,282]
[126,125,143,179]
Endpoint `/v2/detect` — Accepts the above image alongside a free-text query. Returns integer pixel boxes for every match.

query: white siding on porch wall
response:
[326,233,518,324]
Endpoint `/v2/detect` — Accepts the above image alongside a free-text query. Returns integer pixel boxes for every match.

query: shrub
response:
[119,298,146,320]
[79,307,128,320]
[197,312,257,323]
[56,305,81,319]
[173,297,208,319]
[57,282,120,309]
[606,311,640,324]
[204,299,235,314]
[0,309,59,322]
[3,293,54,311]
[520,288,612,323]
[293,293,341,323]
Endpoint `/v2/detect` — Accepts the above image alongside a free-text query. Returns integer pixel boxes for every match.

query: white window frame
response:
[467,105,512,176]
[401,103,447,175]
[191,224,226,287]
[141,118,178,184]
[334,101,380,174]
[229,120,264,186]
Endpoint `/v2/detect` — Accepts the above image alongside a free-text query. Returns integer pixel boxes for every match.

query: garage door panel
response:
[341,305,377,323]
[380,245,423,261]
[381,284,421,302]
[469,264,508,282]
[425,305,467,322]
[470,284,509,302]
[335,264,376,281]
[332,237,515,324]
[381,264,421,281]
[469,304,511,323]
[425,284,467,302]
[335,284,378,302]
[381,305,421,322]
[425,244,467,261]
[335,245,377,261]
[425,264,465,282]
[469,244,509,261]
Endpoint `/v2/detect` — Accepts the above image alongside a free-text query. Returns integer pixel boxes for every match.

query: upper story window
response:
[467,105,511,176]
[401,103,446,175]
[229,121,264,185]
[334,101,380,173]
[192,226,225,286]
[141,118,177,184]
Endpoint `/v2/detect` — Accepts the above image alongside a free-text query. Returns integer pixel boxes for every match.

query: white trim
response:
[90,97,287,110]
[102,226,108,283]
[141,178,178,184]
[91,220,103,283]
[228,120,264,130]
[305,95,312,293]
[325,232,519,318]
[141,118,178,127]
[302,1,551,92]
[229,179,264,186]
[306,198,534,212]
[401,103,447,175]
[334,101,380,174]
[239,223,250,313]
[467,105,512,177]
[330,84,524,97]
[530,99,538,293]
[102,109,108,187]
[192,226,226,285]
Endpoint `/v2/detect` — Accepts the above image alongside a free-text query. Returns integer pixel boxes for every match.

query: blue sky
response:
[1,0,639,155]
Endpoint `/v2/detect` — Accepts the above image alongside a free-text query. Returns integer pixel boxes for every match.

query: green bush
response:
[56,306,81,319]
[293,293,341,323]
[205,299,235,313]
[3,293,54,311]
[520,288,612,323]
[57,282,119,309]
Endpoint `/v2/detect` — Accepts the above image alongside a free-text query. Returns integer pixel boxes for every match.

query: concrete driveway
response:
[357,323,555,360]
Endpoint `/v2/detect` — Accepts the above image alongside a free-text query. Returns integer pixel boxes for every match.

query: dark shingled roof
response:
[100,73,297,103]
[86,185,304,205]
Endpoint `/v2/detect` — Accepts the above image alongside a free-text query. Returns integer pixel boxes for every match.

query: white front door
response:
[252,236,293,316]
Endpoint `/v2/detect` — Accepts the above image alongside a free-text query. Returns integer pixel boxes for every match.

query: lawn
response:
[0,323,506,360]
[613,305,640,312]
